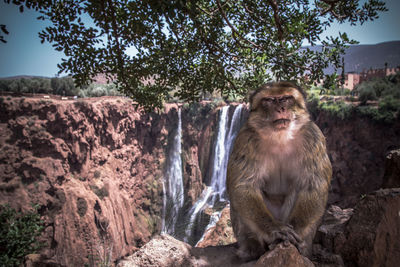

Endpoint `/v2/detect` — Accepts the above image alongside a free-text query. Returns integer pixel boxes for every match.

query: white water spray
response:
[184,104,244,242]
[161,108,184,235]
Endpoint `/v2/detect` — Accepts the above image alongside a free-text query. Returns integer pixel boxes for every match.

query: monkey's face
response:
[259,94,295,129]
[249,83,309,132]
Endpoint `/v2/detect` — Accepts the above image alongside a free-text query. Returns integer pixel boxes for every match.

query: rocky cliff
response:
[0,96,218,266]
[314,111,400,207]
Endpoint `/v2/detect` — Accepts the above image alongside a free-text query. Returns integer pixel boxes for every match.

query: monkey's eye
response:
[279,96,294,103]
[261,98,274,104]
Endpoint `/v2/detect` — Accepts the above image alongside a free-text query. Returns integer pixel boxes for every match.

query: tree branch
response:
[267,0,284,42]
[106,0,127,84]
[317,0,350,20]
[165,16,182,44]
[215,0,262,49]
[197,1,231,16]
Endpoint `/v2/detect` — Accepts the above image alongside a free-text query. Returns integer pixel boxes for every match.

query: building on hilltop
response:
[341,66,400,91]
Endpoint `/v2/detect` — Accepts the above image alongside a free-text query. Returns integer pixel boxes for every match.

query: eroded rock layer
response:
[0,96,217,266]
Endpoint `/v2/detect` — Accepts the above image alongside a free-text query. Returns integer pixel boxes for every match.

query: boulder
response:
[313,205,353,266]
[196,205,236,247]
[338,188,400,267]
[118,234,314,267]
[117,234,195,267]
[255,243,314,267]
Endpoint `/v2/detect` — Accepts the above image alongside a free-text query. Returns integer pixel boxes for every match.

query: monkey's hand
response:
[265,225,306,253]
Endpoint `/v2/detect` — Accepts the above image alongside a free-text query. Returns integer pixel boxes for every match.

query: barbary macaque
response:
[227,81,331,261]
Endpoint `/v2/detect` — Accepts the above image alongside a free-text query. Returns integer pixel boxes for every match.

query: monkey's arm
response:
[289,122,332,243]
[228,183,302,246]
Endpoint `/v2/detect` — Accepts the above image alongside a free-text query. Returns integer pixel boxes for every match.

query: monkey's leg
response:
[289,189,328,257]
[231,207,265,261]
[230,186,302,260]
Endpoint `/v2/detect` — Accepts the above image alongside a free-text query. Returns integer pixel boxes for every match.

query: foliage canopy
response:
[2,0,387,109]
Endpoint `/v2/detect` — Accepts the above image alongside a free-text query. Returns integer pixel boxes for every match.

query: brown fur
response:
[227,81,332,261]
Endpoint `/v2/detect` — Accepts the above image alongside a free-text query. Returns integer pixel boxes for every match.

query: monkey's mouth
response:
[273,119,291,128]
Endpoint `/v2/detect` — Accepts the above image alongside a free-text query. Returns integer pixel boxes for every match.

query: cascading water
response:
[213,103,244,202]
[161,108,184,235]
[184,104,244,243]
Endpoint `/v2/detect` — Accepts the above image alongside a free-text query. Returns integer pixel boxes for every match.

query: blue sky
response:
[0,1,399,78]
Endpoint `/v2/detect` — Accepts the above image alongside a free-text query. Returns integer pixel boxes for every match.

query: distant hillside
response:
[319,41,400,74]
[0,75,51,80]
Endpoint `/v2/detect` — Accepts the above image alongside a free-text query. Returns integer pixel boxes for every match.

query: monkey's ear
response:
[247,84,268,110]
[247,89,256,103]
[285,80,307,100]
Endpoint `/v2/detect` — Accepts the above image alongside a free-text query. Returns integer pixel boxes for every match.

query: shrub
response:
[90,185,109,200]
[387,72,400,84]
[355,75,399,100]
[306,95,321,119]
[376,96,400,123]
[94,170,101,179]
[379,95,400,112]
[319,100,354,119]
[381,85,400,99]
[182,102,190,110]
[183,102,201,119]
[357,106,380,119]
[78,83,123,98]
[358,85,377,103]
[343,89,351,95]
[0,204,44,266]
[77,198,88,217]
[356,97,399,123]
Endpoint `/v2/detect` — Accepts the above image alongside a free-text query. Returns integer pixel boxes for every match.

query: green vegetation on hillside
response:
[0,204,44,267]
[308,72,400,123]
[355,72,400,103]
[0,76,123,97]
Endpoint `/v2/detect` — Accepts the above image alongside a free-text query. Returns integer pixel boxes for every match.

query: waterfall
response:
[211,103,244,203]
[208,105,229,204]
[184,104,244,243]
[161,108,184,235]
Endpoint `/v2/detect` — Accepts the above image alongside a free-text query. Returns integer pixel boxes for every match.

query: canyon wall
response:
[314,111,400,206]
[0,95,399,265]
[0,96,217,266]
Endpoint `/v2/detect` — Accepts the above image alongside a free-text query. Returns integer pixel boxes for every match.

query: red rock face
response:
[338,188,400,267]
[313,113,400,207]
[0,97,165,266]
[382,149,400,188]
[0,96,216,266]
